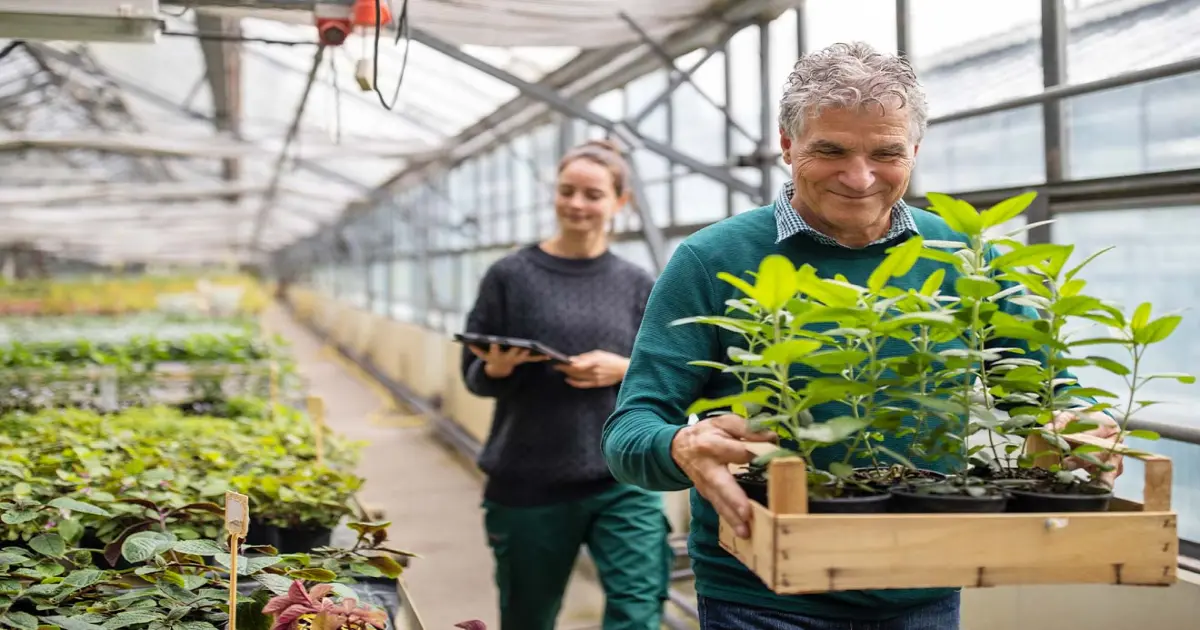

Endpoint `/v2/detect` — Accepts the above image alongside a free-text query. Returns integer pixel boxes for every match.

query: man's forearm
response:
[602,410,693,492]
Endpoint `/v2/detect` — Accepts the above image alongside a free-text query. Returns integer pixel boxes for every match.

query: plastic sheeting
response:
[0,0,722,262]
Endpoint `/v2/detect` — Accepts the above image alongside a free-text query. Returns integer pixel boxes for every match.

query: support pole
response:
[1035,0,1069,245]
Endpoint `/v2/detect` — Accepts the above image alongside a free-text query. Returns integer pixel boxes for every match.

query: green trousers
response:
[483,483,673,630]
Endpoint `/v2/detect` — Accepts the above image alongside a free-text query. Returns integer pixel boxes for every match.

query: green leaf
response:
[46,497,110,517]
[101,610,163,630]
[827,462,855,479]
[365,555,405,579]
[63,569,104,588]
[868,236,924,292]
[687,360,729,371]
[251,573,293,596]
[287,568,337,582]
[761,339,823,366]
[58,517,83,544]
[1144,372,1196,385]
[919,268,946,296]
[244,556,282,574]
[926,193,982,234]
[980,191,1036,228]
[990,243,1072,273]
[1,612,38,630]
[670,315,762,335]
[122,531,172,564]
[1137,314,1182,345]
[29,533,66,558]
[801,349,869,372]
[716,272,759,304]
[753,255,798,312]
[790,416,869,444]
[1130,302,1152,331]
[1086,356,1130,376]
[685,390,772,417]
[1064,245,1115,282]
[954,275,1001,300]
[1,510,39,525]
[177,623,220,630]
[0,553,26,566]
[170,540,225,556]
[35,560,64,577]
[1126,430,1161,441]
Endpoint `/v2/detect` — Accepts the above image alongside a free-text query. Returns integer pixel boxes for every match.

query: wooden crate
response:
[718,436,1177,594]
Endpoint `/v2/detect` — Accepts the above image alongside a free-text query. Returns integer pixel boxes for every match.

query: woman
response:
[460,139,671,630]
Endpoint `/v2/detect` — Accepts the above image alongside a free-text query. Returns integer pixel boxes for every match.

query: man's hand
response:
[555,350,629,389]
[1051,410,1124,488]
[671,414,777,539]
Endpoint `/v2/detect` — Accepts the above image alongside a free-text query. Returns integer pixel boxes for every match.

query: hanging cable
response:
[373,0,410,110]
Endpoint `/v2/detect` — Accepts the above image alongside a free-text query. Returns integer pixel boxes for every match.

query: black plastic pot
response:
[1006,488,1112,513]
[737,475,890,513]
[277,525,333,553]
[809,493,891,513]
[889,488,1008,513]
[245,519,282,549]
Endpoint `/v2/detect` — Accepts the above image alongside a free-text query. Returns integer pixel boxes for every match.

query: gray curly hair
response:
[778,42,928,144]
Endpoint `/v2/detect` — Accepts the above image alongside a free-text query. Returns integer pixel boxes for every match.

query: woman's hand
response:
[468,344,549,379]
[555,350,630,389]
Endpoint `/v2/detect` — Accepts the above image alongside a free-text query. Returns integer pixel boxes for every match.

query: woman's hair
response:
[557,138,630,197]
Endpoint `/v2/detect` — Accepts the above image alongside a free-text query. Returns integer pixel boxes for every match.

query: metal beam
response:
[0,131,439,160]
[408,26,763,202]
[24,42,375,197]
[929,54,1200,127]
[196,11,244,203]
[1033,0,1068,245]
[620,12,756,144]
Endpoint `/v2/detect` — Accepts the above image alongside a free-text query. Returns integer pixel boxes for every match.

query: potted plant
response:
[674,252,948,513]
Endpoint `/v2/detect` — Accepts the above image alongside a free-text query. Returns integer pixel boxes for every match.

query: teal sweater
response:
[602,205,1071,618]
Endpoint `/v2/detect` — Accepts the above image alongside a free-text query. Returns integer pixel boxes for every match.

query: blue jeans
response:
[697,593,960,630]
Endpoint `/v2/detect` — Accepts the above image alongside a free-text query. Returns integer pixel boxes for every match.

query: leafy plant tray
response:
[718,438,1176,594]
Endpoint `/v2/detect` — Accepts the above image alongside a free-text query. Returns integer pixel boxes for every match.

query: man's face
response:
[780,105,917,247]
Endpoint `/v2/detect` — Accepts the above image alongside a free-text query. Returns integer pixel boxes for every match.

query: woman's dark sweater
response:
[460,244,656,507]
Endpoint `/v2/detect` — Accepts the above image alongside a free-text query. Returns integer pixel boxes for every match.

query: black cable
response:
[373,0,410,111]
[161,29,316,46]
[0,40,25,62]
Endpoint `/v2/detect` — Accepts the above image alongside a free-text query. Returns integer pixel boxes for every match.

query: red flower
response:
[262,581,387,630]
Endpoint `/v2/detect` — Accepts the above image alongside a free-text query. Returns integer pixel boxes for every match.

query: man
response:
[601,42,1120,629]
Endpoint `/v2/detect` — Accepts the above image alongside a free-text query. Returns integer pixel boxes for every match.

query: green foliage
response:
[677,190,1192,495]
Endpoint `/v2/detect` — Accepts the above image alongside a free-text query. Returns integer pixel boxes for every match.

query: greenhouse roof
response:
[0,0,758,264]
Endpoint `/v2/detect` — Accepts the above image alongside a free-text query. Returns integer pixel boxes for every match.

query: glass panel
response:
[910,0,1043,117]
[914,105,1044,194]
[1066,71,1200,180]
[804,0,896,53]
[1065,0,1200,84]
[675,173,730,225]
[727,25,760,147]
[1053,207,1200,427]
[626,71,669,143]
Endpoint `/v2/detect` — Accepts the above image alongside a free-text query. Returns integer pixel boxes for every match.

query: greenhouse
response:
[2,0,1199,629]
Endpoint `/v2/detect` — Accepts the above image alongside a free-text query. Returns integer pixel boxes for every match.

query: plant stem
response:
[1108,343,1142,463]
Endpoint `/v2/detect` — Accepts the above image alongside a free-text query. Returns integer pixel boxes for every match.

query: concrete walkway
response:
[264,305,606,630]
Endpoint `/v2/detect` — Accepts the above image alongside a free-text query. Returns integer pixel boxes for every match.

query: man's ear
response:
[780,129,793,165]
[913,143,920,158]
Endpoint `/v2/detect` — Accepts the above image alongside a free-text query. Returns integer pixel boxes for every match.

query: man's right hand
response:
[468,343,548,378]
[670,414,777,539]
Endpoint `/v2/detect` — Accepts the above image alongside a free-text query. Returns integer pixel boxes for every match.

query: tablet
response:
[453,332,573,364]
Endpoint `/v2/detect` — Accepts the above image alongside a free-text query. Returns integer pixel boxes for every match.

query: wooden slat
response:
[770,511,1176,593]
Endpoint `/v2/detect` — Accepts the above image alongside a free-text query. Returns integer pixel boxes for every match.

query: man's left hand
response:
[1051,410,1124,488]
[555,350,630,389]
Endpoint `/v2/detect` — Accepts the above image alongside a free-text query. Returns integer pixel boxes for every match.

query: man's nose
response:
[838,157,876,192]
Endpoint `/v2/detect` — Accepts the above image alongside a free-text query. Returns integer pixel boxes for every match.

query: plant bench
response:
[718,437,1176,594]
